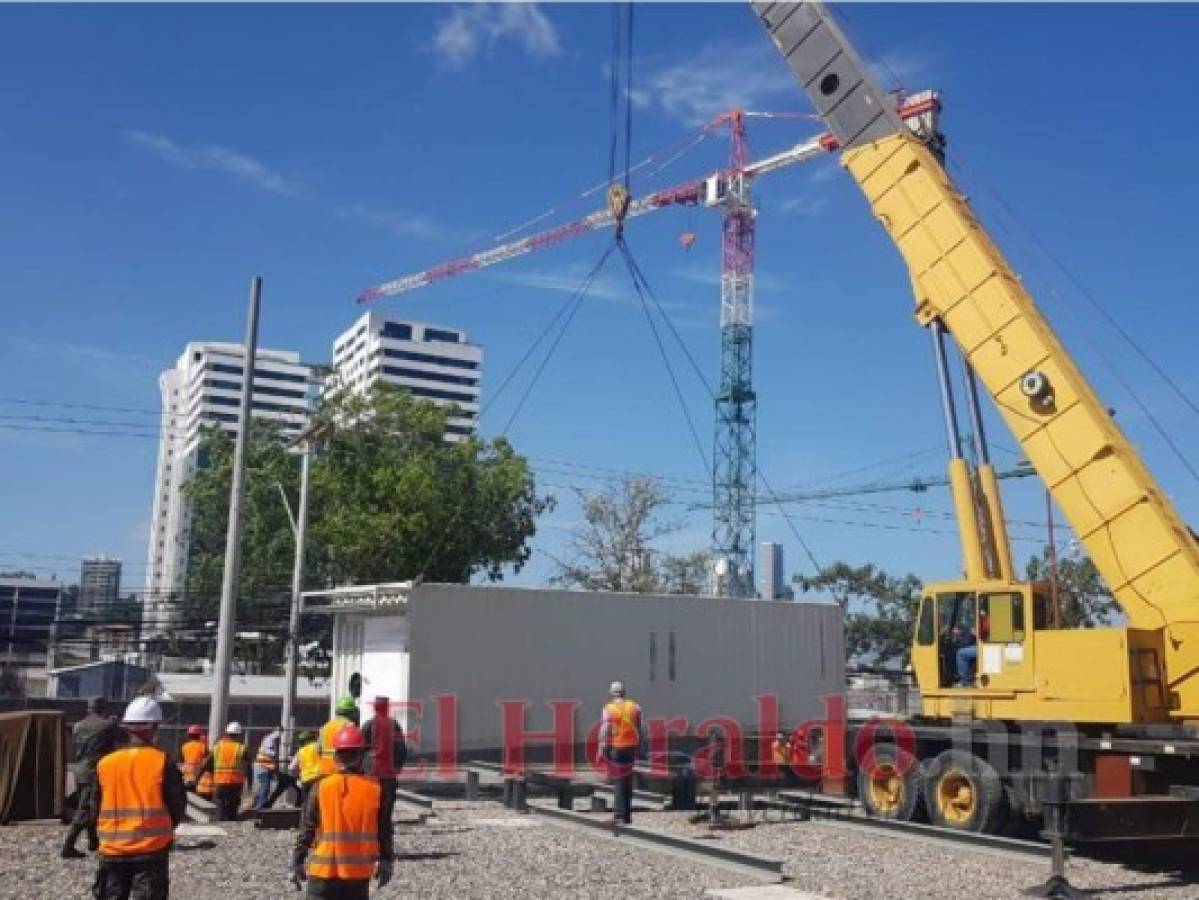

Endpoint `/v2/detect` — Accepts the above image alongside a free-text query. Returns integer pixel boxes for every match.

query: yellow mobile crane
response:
[755,3,1199,838]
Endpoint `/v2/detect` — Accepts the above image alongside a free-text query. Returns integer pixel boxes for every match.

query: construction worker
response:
[178,725,207,792]
[203,721,249,821]
[362,696,408,827]
[287,731,321,810]
[91,696,186,900]
[597,680,644,825]
[317,696,360,776]
[771,730,791,768]
[62,696,121,859]
[252,725,282,810]
[291,724,394,898]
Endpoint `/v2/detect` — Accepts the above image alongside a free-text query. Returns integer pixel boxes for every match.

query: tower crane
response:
[358,99,939,597]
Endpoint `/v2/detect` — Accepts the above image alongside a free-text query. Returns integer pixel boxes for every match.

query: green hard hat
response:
[336,696,358,714]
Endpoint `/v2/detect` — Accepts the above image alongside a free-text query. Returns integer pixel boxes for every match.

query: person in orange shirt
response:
[597,680,644,825]
[291,724,393,898]
[91,696,186,900]
[178,725,206,790]
[202,722,249,821]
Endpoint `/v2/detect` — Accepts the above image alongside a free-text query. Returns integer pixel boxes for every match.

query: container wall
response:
[398,585,844,753]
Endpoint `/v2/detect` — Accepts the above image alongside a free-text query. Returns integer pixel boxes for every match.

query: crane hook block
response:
[607,184,631,233]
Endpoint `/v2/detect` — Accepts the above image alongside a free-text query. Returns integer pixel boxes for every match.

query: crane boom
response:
[754,1,1199,716]
[358,99,937,304]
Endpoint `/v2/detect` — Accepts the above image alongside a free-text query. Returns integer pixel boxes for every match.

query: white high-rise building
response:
[144,342,314,633]
[329,312,483,441]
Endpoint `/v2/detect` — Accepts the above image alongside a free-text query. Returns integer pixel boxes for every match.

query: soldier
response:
[61,696,121,859]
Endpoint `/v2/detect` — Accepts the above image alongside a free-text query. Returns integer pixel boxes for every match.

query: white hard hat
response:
[609,680,625,696]
[122,696,163,725]
[225,721,243,735]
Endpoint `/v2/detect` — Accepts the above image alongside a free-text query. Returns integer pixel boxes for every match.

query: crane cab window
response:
[916,597,935,646]
[938,592,976,636]
[980,592,1025,643]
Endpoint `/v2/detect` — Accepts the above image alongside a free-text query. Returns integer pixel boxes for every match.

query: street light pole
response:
[280,440,312,758]
[208,276,261,740]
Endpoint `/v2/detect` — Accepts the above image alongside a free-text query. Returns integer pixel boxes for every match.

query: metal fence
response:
[844,669,922,718]
[0,697,325,763]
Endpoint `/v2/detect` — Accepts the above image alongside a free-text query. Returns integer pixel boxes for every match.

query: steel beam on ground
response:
[529,803,784,883]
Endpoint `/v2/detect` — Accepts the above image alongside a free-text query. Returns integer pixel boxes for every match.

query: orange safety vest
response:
[197,769,214,797]
[254,733,280,772]
[296,742,322,786]
[180,739,206,784]
[317,716,349,776]
[212,738,246,786]
[603,699,641,750]
[308,773,381,881]
[772,739,790,766]
[96,746,174,858]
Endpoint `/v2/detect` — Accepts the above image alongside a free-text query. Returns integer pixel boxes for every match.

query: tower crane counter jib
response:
[754,0,1199,726]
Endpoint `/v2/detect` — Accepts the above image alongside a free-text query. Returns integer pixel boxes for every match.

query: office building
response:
[144,343,315,632]
[759,541,793,600]
[329,312,482,441]
[0,575,62,666]
[79,556,121,618]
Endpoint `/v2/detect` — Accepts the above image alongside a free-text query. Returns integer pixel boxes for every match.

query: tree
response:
[1025,550,1117,627]
[796,562,922,666]
[183,418,298,623]
[553,477,709,594]
[658,550,712,596]
[183,383,552,638]
[308,383,552,584]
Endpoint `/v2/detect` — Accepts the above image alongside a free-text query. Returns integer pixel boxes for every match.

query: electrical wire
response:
[618,239,710,475]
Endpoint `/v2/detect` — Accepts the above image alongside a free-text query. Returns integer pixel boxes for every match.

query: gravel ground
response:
[5,803,748,899]
[12,802,1199,899]
[615,809,1199,899]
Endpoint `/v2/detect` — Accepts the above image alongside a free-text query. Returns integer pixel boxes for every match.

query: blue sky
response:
[1,3,1197,598]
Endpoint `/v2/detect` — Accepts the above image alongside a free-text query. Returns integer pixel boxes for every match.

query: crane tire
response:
[856,744,923,822]
[923,749,1004,833]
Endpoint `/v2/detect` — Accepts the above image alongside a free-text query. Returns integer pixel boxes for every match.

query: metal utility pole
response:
[208,276,261,739]
[279,439,312,759]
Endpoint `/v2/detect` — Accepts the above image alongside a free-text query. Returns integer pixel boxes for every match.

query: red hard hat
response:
[333,724,366,751]
[187,725,205,738]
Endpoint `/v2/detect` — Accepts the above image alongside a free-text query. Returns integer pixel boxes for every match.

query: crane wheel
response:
[856,744,923,821]
[923,749,1004,833]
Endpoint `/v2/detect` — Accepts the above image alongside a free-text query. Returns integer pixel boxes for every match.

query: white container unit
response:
[306,583,844,754]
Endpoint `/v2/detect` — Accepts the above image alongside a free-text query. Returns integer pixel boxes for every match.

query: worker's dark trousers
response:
[266,772,299,808]
[606,748,636,824]
[64,780,99,851]
[214,785,242,821]
[306,877,370,899]
[92,854,169,900]
[379,777,398,827]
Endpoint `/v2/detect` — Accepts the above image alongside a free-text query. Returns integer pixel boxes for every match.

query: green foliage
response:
[796,561,922,666]
[183,418,299,622]
[307,383,552,585]
[182,384,552,638]
[1025,550,1117,627]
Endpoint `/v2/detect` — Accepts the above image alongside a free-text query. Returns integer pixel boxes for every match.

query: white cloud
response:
[433,3,561,70]
[125,131,300,196]
[777,193,828,218]
[635,42,798,126]
[337,203,448,241]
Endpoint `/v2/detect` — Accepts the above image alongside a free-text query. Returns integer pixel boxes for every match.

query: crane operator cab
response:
[911,582,1054,698]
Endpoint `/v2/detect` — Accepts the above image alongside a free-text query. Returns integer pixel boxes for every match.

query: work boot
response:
[61,847,86,859]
